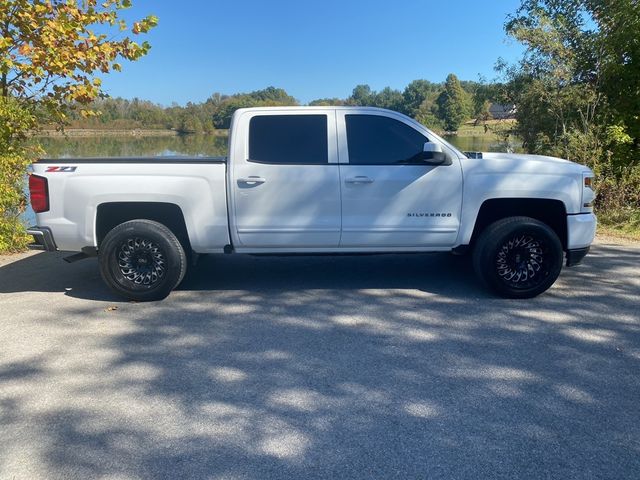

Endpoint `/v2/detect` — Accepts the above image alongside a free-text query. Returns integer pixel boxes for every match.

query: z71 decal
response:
[45,166,77,173]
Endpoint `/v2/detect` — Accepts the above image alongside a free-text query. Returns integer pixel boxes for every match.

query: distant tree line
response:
[65,76,494,134]
[64,86,298,133]
[311,75,488,132]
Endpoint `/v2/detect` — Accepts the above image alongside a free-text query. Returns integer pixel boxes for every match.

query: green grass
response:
[434,119,518,138]
[596,208,640,241]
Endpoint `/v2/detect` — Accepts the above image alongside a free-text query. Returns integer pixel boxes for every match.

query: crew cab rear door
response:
[337,110,463,248]
[230,109,341,248]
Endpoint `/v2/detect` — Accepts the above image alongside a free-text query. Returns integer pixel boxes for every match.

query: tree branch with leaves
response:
[0,0,157,252]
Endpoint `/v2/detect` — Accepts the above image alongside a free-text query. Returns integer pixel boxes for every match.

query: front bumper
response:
[567,213,597,249]
[26,226,57,252]
[566,246,590,267]
[565,213,596,267]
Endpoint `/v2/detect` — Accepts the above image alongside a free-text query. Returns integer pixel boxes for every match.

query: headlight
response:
[582,173,595,210]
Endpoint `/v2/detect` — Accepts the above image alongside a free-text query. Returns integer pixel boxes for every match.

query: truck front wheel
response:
[473,216,563,298]
[99,219,187,301]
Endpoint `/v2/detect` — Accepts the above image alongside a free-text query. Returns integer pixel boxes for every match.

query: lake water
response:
[36,133,522,159]
[24,134,522,225]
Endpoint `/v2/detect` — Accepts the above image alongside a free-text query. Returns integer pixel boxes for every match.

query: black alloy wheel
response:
[473,216,564,298]
[99,219,187,301]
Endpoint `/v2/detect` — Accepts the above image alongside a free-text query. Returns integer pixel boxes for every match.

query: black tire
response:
[473,216,563,299]
[99,219,187,301]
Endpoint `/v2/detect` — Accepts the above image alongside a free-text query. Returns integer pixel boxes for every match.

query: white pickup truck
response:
[27,106,596,301]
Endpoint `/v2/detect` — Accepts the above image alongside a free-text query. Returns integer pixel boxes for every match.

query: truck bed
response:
[36,156,227,164]
[31,158,230,253]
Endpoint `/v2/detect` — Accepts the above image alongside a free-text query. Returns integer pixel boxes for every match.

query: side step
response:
[63,247,98,263]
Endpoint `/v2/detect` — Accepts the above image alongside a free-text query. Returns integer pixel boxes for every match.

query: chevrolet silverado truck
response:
[27,106,597,301]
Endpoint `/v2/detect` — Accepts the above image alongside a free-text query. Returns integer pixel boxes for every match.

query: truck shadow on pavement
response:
[0,242,639,479]
[0,249,489,301]
[0,242,637,302]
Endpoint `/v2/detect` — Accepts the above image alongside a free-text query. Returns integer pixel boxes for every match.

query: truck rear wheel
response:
[473,216,563,298]
[99,219,187,301]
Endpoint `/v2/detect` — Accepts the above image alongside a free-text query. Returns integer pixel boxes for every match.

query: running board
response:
[63,247,98,263]
[64,252,89,263]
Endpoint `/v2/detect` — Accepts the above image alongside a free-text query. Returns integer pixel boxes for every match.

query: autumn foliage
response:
[0,0,156,252]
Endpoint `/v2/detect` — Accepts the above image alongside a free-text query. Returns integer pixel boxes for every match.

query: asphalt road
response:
[0,238,639,479]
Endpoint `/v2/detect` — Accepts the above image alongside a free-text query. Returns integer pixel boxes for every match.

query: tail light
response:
[29,174,49,213]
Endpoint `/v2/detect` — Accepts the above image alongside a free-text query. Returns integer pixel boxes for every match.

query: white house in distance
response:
[489,103,517,119]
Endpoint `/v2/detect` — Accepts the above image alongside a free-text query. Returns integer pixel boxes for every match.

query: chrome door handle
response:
[238,176,266,185]
[345,176,374,184]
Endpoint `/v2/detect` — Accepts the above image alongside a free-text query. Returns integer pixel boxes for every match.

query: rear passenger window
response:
[249,115,328,164]
[346,114,428,165]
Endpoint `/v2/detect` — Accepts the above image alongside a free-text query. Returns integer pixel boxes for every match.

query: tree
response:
[211,87,298,129]
[501,0,609,162]
[248,86,296,104]
[471,80,502,120]
[179,115,204,135]
[371,87,404,111]
[308,98,345,106]
[415,98,444,131]
[502,0,640,222]
[591,0,640,151]
[346,84,405,111]
[401,79,439,117]
[347,84,373,106]
[436,74,471,131]
[0,0,157,119]
[0,0,157,252]
[0,97,37,251]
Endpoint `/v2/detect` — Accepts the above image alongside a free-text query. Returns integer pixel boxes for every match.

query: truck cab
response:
[229,107,463,251]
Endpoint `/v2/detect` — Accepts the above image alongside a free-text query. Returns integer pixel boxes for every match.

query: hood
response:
[465,152,592,175]
[481,152,571,164]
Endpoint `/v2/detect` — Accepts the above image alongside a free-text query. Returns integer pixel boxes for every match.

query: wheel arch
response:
[96,202,192,254]
[468,198,568,249]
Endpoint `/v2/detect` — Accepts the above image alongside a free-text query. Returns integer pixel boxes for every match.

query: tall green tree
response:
[347,84,373,106]
[401,79,440,117]
[592,0,640,150]
[503,1,602,154]
[501,0,639,165]
[436,73,471,131]
[371,87,404,111]
[502,0,640,218]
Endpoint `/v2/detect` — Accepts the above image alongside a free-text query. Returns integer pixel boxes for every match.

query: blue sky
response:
[104,0,524,105]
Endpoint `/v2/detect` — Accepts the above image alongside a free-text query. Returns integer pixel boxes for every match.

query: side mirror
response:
[421,142,450,165]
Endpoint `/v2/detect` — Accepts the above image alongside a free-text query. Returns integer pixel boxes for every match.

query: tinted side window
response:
[345,114,428,165]
[249,115,328,164]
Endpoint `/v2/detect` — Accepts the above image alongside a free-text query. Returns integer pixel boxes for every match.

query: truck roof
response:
[234,106,398,113]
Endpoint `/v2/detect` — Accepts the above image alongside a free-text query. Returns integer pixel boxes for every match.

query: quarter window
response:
[345,114,429,165]
[249,114,328,164]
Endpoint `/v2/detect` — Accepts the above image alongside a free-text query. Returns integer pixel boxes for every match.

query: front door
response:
[338,111,463,247]
[231,110,341,248]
